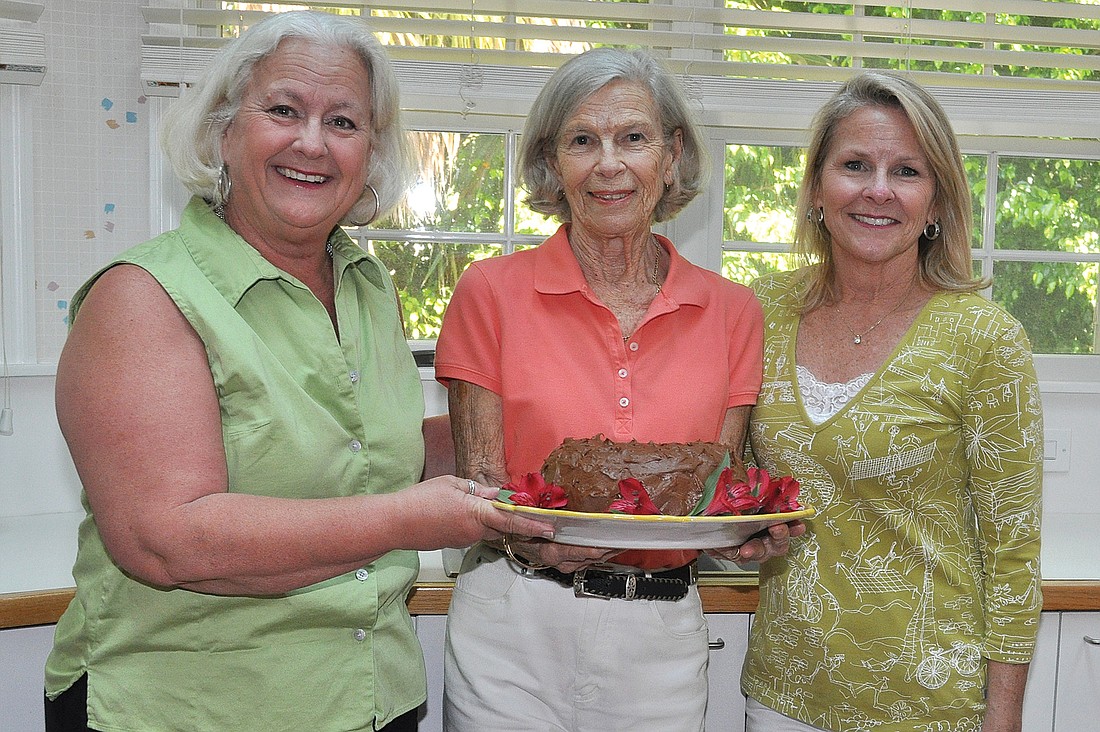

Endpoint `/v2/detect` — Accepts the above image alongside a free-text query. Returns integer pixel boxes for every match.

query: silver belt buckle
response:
[573,566,643,600]
[572,567,611,600]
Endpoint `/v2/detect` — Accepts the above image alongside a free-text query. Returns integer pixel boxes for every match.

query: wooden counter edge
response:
[4,579,1099,630]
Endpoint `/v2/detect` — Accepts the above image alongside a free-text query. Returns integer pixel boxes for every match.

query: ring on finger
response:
[466,479,478,496]
[730,546,742,562]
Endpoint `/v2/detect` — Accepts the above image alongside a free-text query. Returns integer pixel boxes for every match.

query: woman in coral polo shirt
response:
[435,48,803,732]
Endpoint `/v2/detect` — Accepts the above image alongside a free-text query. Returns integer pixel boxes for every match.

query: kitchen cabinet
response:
[705,613,750,731]
[1022,612,1059,732]
[415,614,447,732]
[1053,612,1100,732]
[0,624,52,732]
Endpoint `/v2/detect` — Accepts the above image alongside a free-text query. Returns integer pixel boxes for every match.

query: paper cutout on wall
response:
[105,120,119,129]
[84,230,95,239]
[126,112,138,124]
[101,98,113,111]
[104,203,115,214]
[47,281,59,292]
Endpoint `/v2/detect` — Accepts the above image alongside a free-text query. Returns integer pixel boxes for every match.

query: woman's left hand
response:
[708,519,806,564]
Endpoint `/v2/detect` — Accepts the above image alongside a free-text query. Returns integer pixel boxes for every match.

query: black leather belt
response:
[536,563,696,601]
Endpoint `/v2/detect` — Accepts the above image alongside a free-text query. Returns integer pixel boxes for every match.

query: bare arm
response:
[447,379,616,572]
[57,266,550,596]
[448,379,510,487]
[982,660,1029,732]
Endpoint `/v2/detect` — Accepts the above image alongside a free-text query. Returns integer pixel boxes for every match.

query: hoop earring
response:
[806,206,824,224]
[349,183,381,226]
[215,164,231,206]
[924,221,942,240]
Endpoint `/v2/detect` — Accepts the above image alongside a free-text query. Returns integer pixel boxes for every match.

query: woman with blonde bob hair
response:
[160,9,413,223]
[743,71,1042,732]
[43,11,551,732]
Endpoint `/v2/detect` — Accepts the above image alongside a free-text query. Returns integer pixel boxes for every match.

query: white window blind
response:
[0,0,45,86]
[139,1,1100,137]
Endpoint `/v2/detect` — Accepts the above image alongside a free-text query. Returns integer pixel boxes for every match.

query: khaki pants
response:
[443,547,709,732]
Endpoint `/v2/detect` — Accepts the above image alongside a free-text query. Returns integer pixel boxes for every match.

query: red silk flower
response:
[607,478,662,515]
[701,467,802,517]
[500,473,568,509]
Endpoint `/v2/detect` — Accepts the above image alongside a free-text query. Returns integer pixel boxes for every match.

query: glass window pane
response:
[379,132,506,234]
[722,251,800,286]
[992,260,1098,355]
[995,157,1100,254]
[369,240,503,339]
[962,154,986,242]
[514,192,560,238]
[724,144,804,244]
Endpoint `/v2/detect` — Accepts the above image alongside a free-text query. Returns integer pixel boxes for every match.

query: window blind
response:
[139,1,1100,139]
[0,0,45,86]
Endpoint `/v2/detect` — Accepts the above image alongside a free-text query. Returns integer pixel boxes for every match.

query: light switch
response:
[1043,429,1071,472]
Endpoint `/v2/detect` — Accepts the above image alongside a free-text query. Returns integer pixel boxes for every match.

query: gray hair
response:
[518,48,709,223]
[160,10,413,224]
[794,71,983,310]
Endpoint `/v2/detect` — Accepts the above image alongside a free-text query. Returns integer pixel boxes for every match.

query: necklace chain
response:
[652,237,662,294]
[837,295,906,345]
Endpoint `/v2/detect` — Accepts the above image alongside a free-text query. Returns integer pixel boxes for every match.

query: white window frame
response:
[0,83,38,373]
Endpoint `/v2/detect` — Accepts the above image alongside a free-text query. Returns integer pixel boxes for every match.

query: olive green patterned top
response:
[742,268,1043,732]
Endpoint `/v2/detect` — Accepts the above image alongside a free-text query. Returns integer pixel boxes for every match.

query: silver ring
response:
[467,479,478,496]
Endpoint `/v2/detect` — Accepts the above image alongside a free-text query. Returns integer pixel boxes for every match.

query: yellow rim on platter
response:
[492,502,815,523]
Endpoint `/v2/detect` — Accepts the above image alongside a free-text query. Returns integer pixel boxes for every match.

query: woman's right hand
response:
[391,475,557,551]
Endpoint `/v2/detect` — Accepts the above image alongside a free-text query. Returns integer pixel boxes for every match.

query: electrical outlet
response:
[1043,429,1071,472]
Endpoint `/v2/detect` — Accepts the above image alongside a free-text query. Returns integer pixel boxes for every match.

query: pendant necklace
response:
[837,295,906,345]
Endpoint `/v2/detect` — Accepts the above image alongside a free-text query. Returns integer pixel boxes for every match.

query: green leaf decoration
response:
[495,489,517,505]
[689,451,731,516]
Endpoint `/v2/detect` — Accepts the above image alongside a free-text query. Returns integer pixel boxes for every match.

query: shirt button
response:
[349,370,360,384]
[355,568,369,581]
[349,439,362,452]
[628,342,639,351]
[618,368,628,378]
[619,397,630,408]
[353,628,367,642]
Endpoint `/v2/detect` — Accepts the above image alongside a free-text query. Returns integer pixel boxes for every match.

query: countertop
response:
[3,510,1099,629]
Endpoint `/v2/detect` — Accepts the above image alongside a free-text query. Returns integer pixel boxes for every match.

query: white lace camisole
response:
[796,365,874,425]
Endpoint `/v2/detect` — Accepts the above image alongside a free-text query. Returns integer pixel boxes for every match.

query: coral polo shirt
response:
[436,225,763,568]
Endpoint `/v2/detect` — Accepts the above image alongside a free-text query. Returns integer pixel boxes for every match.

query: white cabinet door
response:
[415,615,448,732]
[705,613,750,732]
[0,624,54,732]
[1054,612,1100,732]
[1021,612,1059,732]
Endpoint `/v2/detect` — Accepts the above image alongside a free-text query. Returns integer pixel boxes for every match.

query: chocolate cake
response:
[540,435,731,515]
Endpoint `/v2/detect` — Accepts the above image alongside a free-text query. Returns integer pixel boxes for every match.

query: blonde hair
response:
[159,10,414,223]
[794,71,984,310]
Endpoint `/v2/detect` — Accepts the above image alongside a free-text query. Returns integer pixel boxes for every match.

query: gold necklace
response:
[836,295,906,345]
[652,237,663,293]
